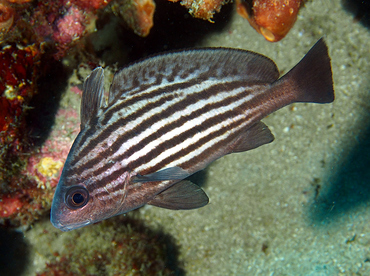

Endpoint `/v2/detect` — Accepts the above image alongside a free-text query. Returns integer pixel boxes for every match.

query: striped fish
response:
[51,38,334,231]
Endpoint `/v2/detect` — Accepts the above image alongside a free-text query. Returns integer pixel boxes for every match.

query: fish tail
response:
[272,38,335,104]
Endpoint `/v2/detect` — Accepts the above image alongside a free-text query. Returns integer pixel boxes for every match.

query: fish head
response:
[50,162,131,231]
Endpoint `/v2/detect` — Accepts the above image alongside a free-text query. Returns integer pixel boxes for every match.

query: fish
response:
[51,38,334,231]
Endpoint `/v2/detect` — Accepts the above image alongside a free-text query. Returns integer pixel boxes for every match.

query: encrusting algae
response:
[36,216,183,275]
[35,157,63,178]
[34,157,64,189]
[169,0,231,22]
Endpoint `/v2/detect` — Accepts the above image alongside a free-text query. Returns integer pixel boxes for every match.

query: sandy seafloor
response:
[20,0,370,275]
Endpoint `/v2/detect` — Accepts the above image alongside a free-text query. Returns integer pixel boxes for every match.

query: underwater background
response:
[1,0,370,275]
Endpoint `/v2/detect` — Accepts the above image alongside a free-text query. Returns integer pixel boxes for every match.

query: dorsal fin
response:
[80,67,105,129]
[109,47,280,103]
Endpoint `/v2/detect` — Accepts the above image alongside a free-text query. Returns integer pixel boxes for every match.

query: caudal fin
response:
[274,38,335,104]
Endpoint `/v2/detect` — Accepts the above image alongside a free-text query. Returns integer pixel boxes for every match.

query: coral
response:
[0,0,14,41]
[0,42,45,228]
[0,0,111,227]
[29,1,93,59]
[36,216,182,275]
[236,0,304,42]
[7,0,32,3]
[25,107,79,190]
[52,7,87,46]
[111,0,156,37]
[0,43,41,165]
[2,0,112,59]
[169,0,230,21]
[0,197,23,217]
[2,0,303,52]
[0,177,53,225]
[35,157,63,179]
[0,95,79,227]
[27,155,64,190]
[70,0,112,10]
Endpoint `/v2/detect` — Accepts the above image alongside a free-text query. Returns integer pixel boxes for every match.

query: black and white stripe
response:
[51,39,335,231]
[63,48,289,201]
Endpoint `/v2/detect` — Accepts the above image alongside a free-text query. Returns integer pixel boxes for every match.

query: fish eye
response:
[65,186,89,209]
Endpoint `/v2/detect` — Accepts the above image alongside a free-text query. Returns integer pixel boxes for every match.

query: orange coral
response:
[0,0,14,39]
[169,0,230,21]
[236,0,304,42]
[111,0,155,37]
[6,0,32,3]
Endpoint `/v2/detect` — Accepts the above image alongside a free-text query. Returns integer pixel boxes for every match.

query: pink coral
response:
[70,85,83,96]
[53,6,86,45]
[25,107,79,189]
[0,104,80,226]
[71,0,112,10]
[0,197,23,218]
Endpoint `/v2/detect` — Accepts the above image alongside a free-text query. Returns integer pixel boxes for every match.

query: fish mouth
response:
[50,205,92,231]
[51,219,92,232]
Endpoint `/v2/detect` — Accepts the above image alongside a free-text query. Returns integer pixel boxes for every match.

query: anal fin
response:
[148,180,209,210]
[229,121,274,153]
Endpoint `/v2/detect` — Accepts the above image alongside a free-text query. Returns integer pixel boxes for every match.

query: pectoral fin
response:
[132,166,191,183]
[148,180,209,210]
